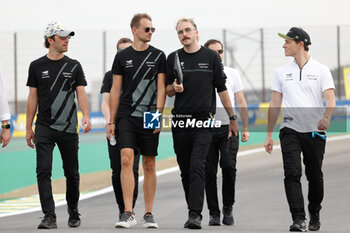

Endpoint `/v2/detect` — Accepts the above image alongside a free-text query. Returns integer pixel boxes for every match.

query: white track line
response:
[0,133,349,218]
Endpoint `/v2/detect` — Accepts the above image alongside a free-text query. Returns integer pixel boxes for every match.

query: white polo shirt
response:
[215,66,243,125]
[272,58,335,132]
[0,63,11,121]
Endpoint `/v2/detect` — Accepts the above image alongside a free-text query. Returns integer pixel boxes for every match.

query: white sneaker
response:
[143,212,159,228]
[115,211,137,228]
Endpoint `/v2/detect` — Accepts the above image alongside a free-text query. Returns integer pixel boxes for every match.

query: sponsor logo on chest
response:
[198,63,209,69]
[307,74,318,80]
[284,73,293,81]
[146,61,156,68]
[63,72,72,78]
[180,62,185,70]
[41,70,50,79]
[126,60,133,68]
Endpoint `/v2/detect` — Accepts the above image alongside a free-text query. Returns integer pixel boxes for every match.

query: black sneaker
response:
[222,206,234,225]
[209,215,220,226]
[187,213,202,229]
[38,215,57,229]
[115,211,137,228]
[309,212,321,231]
[68,207,81,228]
[290,218,307,232]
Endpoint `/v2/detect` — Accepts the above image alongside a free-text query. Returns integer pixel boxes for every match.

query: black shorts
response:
[118,116,159,156]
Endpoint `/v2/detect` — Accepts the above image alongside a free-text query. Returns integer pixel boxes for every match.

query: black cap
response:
[278,27,311,46]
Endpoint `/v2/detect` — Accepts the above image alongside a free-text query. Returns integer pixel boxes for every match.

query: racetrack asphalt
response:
[0,135,349,233]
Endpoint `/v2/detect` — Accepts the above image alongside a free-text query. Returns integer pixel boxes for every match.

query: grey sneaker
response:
[143,212,159,228]
[187,212,202,229]
[187,215,201,229]
[209,215,220,226]
[115,211,137,228]
[290,218,307,232]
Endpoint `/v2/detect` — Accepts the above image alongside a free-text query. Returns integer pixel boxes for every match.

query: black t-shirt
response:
[111,45,166,117]
[100,70,112,93]
[166,46,227,118]
[26,55,87,133]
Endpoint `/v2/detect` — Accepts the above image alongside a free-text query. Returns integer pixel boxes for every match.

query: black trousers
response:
[106,125,140,214]
[35,124,80,218]
[279,127,326,220]
[172,127,212,217]
[205,125,239,216]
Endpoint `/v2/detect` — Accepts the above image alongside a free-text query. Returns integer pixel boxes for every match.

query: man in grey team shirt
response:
[26,22,91,229]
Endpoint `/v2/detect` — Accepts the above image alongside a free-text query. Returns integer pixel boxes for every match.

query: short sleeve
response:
[321,66,335,92]
[112,53,123,75]
[75,62,87,87]
[213,53,227,93]
[166,53,175,85]
[157,52,167,74]
[26,62,38,87]
[231,69,243,93]
[100,71,113,94]
[271,70,282,93]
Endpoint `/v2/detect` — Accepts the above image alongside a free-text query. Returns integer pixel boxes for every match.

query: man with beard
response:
[26,22,91,229]
[166,18,239,229]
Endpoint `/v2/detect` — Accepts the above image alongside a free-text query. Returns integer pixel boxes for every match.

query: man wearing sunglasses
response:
[264,27,336,232]
[166,18,239,229]
[100,37,141,222]
[26,22,91,229]
[107,13,166,229]
[203,39,249,226]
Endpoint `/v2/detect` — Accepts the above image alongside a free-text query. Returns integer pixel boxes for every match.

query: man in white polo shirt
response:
[203,39,249,226]
[264,27,336,232]
[0,62,11,148]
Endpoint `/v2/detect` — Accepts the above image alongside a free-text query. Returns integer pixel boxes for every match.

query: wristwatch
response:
[229,115,237,121]
[1,123,10,129]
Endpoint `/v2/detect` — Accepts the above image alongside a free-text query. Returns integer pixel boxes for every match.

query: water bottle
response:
[109,134,116,146]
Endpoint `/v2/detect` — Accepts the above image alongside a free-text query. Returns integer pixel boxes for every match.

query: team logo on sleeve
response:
[143,110,161,129]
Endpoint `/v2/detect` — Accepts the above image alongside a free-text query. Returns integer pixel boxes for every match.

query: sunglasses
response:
[177,27,196,36]
[139,27,155,33]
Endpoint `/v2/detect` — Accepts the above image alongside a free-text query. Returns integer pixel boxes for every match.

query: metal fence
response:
[1,25,349,114]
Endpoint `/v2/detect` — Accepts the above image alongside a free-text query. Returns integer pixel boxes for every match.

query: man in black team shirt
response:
[26,22,91,229]
[107,13,166,229]
[100,37,141,222]
[166,18,239,229]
